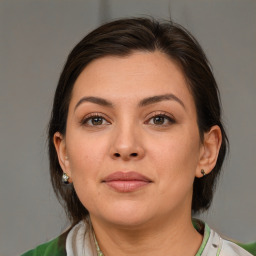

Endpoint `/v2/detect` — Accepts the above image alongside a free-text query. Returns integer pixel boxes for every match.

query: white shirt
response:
[66,220,253,256]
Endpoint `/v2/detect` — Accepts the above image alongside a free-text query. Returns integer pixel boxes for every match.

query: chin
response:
[93,202,155,228]
[105,214,152,229]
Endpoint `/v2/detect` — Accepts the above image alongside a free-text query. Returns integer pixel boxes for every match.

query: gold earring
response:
[62,172,70,184]
[201,169,206,177]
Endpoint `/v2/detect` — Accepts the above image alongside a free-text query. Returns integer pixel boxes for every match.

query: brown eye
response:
[147,114,175,126]
[91,117,103,125]
[153,116,165,125]
[81,115,110,126]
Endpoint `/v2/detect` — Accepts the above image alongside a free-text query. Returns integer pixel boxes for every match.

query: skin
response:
[54,51,222,256]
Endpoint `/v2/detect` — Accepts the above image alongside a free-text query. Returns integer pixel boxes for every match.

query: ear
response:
[195,125,222,178]
[53,132,72,182]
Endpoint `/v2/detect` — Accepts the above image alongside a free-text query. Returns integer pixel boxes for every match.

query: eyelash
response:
[145,112,176,126]
[80,113,111,127]
[80,112,176,127]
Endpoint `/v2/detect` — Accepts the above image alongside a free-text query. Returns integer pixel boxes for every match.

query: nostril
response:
[113,152,138,158]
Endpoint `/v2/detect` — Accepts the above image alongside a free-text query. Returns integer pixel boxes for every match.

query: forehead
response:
[70,51,194,109]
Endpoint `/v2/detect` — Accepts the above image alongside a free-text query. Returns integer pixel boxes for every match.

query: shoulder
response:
[20,232,68,256]
[236,242,256,256]
[222,239,256,256]
[208,227,256,256]
[193,219,256,256]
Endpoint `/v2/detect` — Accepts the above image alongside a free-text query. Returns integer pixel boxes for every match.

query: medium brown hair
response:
[48,17,228,226]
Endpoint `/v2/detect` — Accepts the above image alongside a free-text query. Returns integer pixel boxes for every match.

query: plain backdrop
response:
[0,0,255,255]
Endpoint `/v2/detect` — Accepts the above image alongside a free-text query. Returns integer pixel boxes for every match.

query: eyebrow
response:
[74,96,113,111]
[74,93,185,111]
[138,94,185,109]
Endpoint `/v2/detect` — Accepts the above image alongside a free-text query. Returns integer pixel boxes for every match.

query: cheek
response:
[150,135,200,211]
[65,133,110,211]
[152,130,199,165]
[66,131,110,180]
[149,129,200,187]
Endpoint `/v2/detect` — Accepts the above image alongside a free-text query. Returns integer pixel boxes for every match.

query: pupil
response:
[154,116,164,124]
[92,117,103,125]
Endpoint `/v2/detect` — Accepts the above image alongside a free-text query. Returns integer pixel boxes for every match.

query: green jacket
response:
[21,221,256,256]
[20,235,256,256]
[21,233,67,256]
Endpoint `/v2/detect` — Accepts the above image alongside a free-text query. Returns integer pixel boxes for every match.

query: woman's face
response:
[55,51,206,227]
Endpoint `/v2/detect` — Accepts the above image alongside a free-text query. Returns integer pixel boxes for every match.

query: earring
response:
[201,169,206,177]
[62,172,70,184]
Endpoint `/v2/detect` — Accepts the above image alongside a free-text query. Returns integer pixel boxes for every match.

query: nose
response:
[110,125,145,161]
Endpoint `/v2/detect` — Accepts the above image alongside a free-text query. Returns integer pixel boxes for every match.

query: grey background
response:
[0,0,255,255]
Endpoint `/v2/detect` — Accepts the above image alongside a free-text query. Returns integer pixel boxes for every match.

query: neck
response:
[90,211,203,256]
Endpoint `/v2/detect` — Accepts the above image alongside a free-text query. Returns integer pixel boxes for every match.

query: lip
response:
[102,171,152,193]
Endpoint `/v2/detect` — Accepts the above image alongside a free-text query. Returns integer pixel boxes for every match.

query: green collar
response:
[193,218,211,256]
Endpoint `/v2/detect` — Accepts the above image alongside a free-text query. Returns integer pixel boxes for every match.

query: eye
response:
[146,113,175,126]
[81,114,110,127]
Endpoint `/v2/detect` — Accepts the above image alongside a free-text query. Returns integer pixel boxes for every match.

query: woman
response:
[22,17,255,256]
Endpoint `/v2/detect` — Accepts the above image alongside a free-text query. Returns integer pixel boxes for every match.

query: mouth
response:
[102,171,153,193]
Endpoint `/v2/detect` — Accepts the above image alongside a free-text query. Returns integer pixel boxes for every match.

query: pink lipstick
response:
[102,171,152,193]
